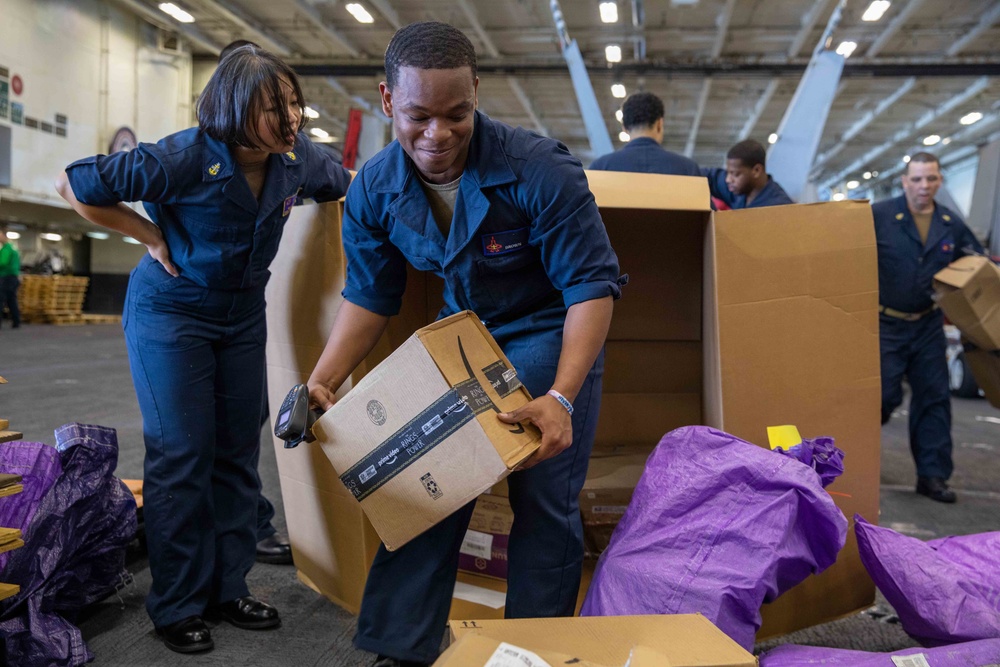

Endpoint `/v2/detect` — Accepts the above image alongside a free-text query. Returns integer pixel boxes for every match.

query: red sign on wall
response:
[11,75,22,96]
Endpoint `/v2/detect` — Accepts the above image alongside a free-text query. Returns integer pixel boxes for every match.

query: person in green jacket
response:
[0,226,21,329]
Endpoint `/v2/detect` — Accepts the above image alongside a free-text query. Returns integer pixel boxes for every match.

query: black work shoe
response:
[372,656,432,667]
[256,532,293,565]
[916,476,957,503]
[208,595,281,630]
[155,616,214,653]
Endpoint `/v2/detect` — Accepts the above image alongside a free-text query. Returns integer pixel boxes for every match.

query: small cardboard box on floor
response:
[265,172,881,636]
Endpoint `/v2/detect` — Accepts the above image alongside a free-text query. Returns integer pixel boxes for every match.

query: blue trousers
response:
[124,258,266,626]
[354,333,604,663]
[880,311,953,480]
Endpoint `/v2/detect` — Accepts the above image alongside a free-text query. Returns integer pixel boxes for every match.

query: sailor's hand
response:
[497,394,572,470]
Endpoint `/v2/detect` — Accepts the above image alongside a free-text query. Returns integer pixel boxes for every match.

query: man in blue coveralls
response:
[702,139,793,208]
[306,22,623,667]
[589,91,701,176]
[873,151,983,504]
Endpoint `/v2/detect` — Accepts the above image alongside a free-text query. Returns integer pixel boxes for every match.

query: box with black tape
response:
[313,311,542,551]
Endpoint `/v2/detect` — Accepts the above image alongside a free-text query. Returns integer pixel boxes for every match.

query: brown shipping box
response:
[434,634,668,667]
[579,449,650,558]
[934,256,1000,351]
[446,615,755,667]
[312,312,540,551]
[458,494,513,580]
[965,346,1000,408]
[265,172,881,634]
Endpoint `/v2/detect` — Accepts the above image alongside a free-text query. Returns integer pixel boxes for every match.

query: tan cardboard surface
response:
[965,347,1000,408]
[604,341,702,394]
[934,256,1000,351]
[594,393,702,448]
[449,614,756,667]
[434,634,613,667]
[579,452,649,523]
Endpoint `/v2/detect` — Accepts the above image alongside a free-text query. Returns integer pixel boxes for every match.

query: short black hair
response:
[906,151,940,173]
[727,139,766,168]
[384,22,477,90]
[621,92,664,131]
[197,45,307,149]
[219,40,260,64]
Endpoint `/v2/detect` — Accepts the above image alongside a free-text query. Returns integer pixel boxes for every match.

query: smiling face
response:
[902,160,942,212]
[379,65,478,184]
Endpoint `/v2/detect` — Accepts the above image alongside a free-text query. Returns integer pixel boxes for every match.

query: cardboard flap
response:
[585,171,711,212]
[934,255,990,289]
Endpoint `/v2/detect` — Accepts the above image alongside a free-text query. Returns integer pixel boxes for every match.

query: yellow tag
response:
[767,425,802,450]
[895,213,904,220]
[286,151,296,161]
[943,214,951,221]
[208,162,221,176]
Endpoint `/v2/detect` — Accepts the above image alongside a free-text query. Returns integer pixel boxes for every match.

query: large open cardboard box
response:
[265,171,881,637]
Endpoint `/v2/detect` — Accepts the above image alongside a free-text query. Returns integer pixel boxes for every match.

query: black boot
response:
[155,616,214,653]
[916,476,957,503]
[208,595,281,629]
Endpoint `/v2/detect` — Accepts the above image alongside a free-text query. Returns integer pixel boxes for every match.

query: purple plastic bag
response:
[0,441,62,572]
[580,426,847,650]
[760,639,1000,666]
[775,436,844,488]
[855,516,1000,647]
[0,424,138,667]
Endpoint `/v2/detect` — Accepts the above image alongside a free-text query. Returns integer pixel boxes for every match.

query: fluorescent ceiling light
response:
[863,171,872,179]
[310,128,330,139]
[922,134,941,146]
[40,233,63,241]
[158,2,195,23]
[599,2,618,23]
[902,155,910,163]
[861,1,891,22]
[942,137,952,145]
[619,131,630,142]
[6,232,20,240]
[846,180,860,190]
[124,237,142,245]
[605,45,622,63]
[615,109,623,122]
[767,133,778,144]
[872,170,879,176]
[832,193,846,201]
[86,231,110,240]
[304,106,320,119]
[611,84,626,98]
[835,41,857,58]
[345,3,374,23]
[960,111,983,125]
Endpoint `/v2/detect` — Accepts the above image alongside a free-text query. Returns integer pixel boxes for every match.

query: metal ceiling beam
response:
[196,0,294,56]
[506,77,548,136]
[293,0,359,57]
[819,76,991,188]
[866,0,928,57]
[112,0,224,54]
[946,2,1000,56]
[367,0,402,30]
[324,78,391,125]
[685,0,736,156]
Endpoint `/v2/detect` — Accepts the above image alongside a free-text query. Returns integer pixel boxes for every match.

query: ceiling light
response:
[310,128,330,139]
[861,1,891,22]
[611,84,626,98]
[605,45,622,63]
[6,232,20,240]
[619,131,630,142]
[599,2,618,23]
[872,170,879,176]
[123,237,142,245]
[345,3,374,23]
[40,233,63,242]
[832,193,846,201]
[615,109,623,123]
[902,155,910,163]
[304,106,320,119]
[960,111,983,125]
[86,231,110,240]
[941,137,952,145]
[835,41,857,58]
[863,171,872,179]
[923,134,941,146]
[158,2,195,23]
[846,180,860,190]
[767,133,778,144]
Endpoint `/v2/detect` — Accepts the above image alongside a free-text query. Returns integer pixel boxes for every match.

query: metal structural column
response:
[766,0,847,202]
[968,137,1000,256]
[549,0,613,159]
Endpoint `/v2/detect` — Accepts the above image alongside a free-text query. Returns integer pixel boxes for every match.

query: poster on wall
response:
[0,80,7,119]
[11,102,22,125]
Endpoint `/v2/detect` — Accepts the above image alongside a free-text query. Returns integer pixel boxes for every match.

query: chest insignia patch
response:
[286,151,296,161]
[941,243,953,252]
[943,214,951,222]
[282,194,297,217]
[208,162,221,176]
[895,213,905,220]
[482,228,529,256]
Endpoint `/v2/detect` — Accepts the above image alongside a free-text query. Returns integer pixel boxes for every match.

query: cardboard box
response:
[313,312,541,551]
[579,449,651,558]
[446,614,756,667]
[965,345,1000,408]
[458,494,513,580]
[434,634,666,667]
[266,174,882,636]
[934,256,1000,351]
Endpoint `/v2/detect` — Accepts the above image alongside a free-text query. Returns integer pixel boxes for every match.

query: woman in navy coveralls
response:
[55,46,351,654]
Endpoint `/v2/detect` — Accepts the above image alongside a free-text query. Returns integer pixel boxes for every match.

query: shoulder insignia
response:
[895,213,904,220]
[286,151,296,161]
[208,162,221,176]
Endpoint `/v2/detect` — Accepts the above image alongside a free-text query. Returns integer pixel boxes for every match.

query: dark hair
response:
[197,45,306,149]
[906,151,940,173]
[384,22,477,90]
[727,139,766,168]
[621,92,664,131]
[219,40,260,64]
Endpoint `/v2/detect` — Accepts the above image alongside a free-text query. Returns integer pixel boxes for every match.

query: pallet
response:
[81,314,122,325]
[0,419,7,430]
[0,431,23,444]
[0,485,23,499]
[0,582,19,602]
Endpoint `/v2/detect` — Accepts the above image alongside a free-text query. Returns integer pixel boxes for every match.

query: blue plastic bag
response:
[0,424,137,667]
[580,426,847,650]
[855,516,1000,647]
[760,639,1000,666]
